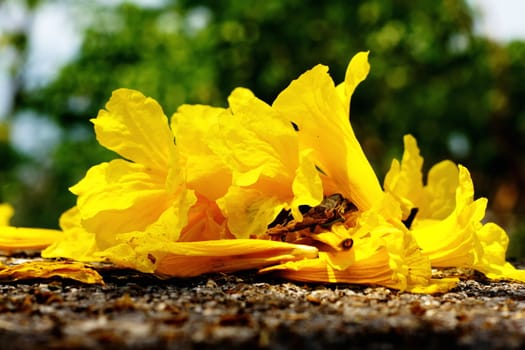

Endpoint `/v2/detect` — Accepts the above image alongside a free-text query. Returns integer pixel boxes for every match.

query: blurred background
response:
[1,0,525,256]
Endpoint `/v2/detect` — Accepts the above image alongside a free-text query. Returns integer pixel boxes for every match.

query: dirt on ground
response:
[1,259,525,350]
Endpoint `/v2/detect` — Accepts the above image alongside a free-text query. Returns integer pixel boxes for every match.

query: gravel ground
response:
[1,264,525,350]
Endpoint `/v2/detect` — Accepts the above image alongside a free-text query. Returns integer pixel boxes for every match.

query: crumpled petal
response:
[273,52,383,211]
[0,260,103,284]
[410,166,485,267]
[178,194,232,242]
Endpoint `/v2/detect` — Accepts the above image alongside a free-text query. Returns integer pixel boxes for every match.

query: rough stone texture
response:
[2,266,525,350]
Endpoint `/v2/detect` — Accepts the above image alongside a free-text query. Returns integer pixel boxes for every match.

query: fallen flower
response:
[1,51,522,294]
[384,135,525,282]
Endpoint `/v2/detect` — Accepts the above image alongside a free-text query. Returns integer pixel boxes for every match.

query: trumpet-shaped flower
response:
[44,88,197,263]
[272,52,383,211]
[44,88,321,277]
[384,135,525,282]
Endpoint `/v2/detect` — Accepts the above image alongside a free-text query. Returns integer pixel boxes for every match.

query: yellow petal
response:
[178,194,231,242]
[0,203,14,226]
[383,134,424,218]
[0,203,60,252]
[218,186,284,238]
[98,236,318,276]
[71,159,195,247]
[215,88,298,185]
[0,260,104,284]
[92,88,175,171]
[290,149,324,221]
[411,166,485,267]
[42,207,102,261]
[156,240,318,277]
[171,104,232,200]
[273,53,383,210]
[384,134,460,221]
[0,227,63,252]
[339,51,371,111]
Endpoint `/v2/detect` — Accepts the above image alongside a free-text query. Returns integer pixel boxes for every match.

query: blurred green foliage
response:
[1,0,525,255]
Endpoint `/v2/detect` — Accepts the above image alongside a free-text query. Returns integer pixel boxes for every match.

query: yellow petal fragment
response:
[0,260,104,284]
[217,88,298,185]
[98,237,318,276]
[0,203,14,226]
[411,166,485,268]
[383,134,424,218]
[0,227,63,252]
[290,149,324,221]
[423,160,459,220]
[273,53,383,210]
[92,88,175,171]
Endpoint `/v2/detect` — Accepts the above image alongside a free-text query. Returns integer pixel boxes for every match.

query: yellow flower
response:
[44,88,197,263]
[272,52,383,211]
[384,134,525,281]
[44,88,320,277]
[73,89,196,245]
[258,52,456,292]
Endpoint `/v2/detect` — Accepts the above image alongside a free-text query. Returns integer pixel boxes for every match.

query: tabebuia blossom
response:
[0,51,522,292]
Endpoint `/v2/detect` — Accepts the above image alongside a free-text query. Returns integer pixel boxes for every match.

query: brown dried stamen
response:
[266,194,357,244]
